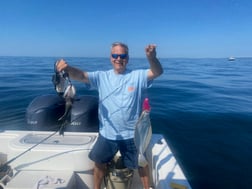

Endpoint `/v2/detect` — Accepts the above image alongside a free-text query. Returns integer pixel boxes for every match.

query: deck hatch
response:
[20,133,95,146]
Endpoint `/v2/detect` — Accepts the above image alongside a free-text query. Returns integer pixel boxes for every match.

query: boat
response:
[0,130,191,189]
[0,70,192,189]
[228,57,235,61]
[0,96,191,189]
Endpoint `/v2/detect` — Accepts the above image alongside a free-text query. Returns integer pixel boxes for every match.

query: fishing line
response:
[0,66,78,172]
[0,130,58,172]
[97,74,136,104]
[0,107,91,172]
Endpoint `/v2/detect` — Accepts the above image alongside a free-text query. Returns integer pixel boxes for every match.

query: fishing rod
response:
[0,102,84,173]
[0,129,59,172]
[0,63,75,172]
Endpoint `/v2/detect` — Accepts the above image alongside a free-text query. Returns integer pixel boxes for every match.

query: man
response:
[56,42,163,189]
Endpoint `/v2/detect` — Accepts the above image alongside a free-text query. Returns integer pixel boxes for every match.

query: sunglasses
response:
[111,54,128,59]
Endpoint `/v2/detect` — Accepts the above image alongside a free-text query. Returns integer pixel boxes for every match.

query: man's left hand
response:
[145,44,157,59]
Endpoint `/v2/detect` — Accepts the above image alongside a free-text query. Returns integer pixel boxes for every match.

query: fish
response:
[58,84,76,122]
[52,60,72,96]
[134,98,152,167]
[58,84,76,135]
[52,72,66,95]
[52,61,76,135]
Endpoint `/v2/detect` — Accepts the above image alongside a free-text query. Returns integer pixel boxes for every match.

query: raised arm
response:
[56,59,89,83]
[145,44,163,81]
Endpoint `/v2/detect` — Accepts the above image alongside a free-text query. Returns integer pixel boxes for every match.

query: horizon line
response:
[1,55,252,59]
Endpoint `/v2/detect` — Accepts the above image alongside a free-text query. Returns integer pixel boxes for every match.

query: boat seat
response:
[4,170,75,189]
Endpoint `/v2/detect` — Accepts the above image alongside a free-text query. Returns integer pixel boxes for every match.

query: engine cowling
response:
[26,95,99,132]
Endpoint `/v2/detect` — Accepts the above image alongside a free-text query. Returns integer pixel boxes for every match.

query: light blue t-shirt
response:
[87,69,151,140]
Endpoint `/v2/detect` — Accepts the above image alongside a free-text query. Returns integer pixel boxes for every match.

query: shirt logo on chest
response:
[128,86,135,92]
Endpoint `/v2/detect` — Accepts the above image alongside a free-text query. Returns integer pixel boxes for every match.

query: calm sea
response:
[0,56,252,189]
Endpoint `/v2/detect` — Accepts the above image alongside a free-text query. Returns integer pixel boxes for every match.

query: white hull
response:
[228,57,235,61]
[0,130,191,189]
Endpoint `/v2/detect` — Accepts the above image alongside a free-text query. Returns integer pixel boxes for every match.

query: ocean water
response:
[0,56,252,189]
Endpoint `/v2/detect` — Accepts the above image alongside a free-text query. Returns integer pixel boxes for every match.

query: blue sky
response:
[0,0,251,58]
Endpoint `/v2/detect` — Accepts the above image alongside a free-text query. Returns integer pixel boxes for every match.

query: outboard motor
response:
[26,94,65,131]
[26,95,99,132]
[67,95,99,132]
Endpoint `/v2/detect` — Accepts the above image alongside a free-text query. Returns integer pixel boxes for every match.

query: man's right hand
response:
[56,59,68,72]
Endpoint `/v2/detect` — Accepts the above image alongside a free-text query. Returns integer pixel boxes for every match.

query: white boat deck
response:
[0,130,191,189]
